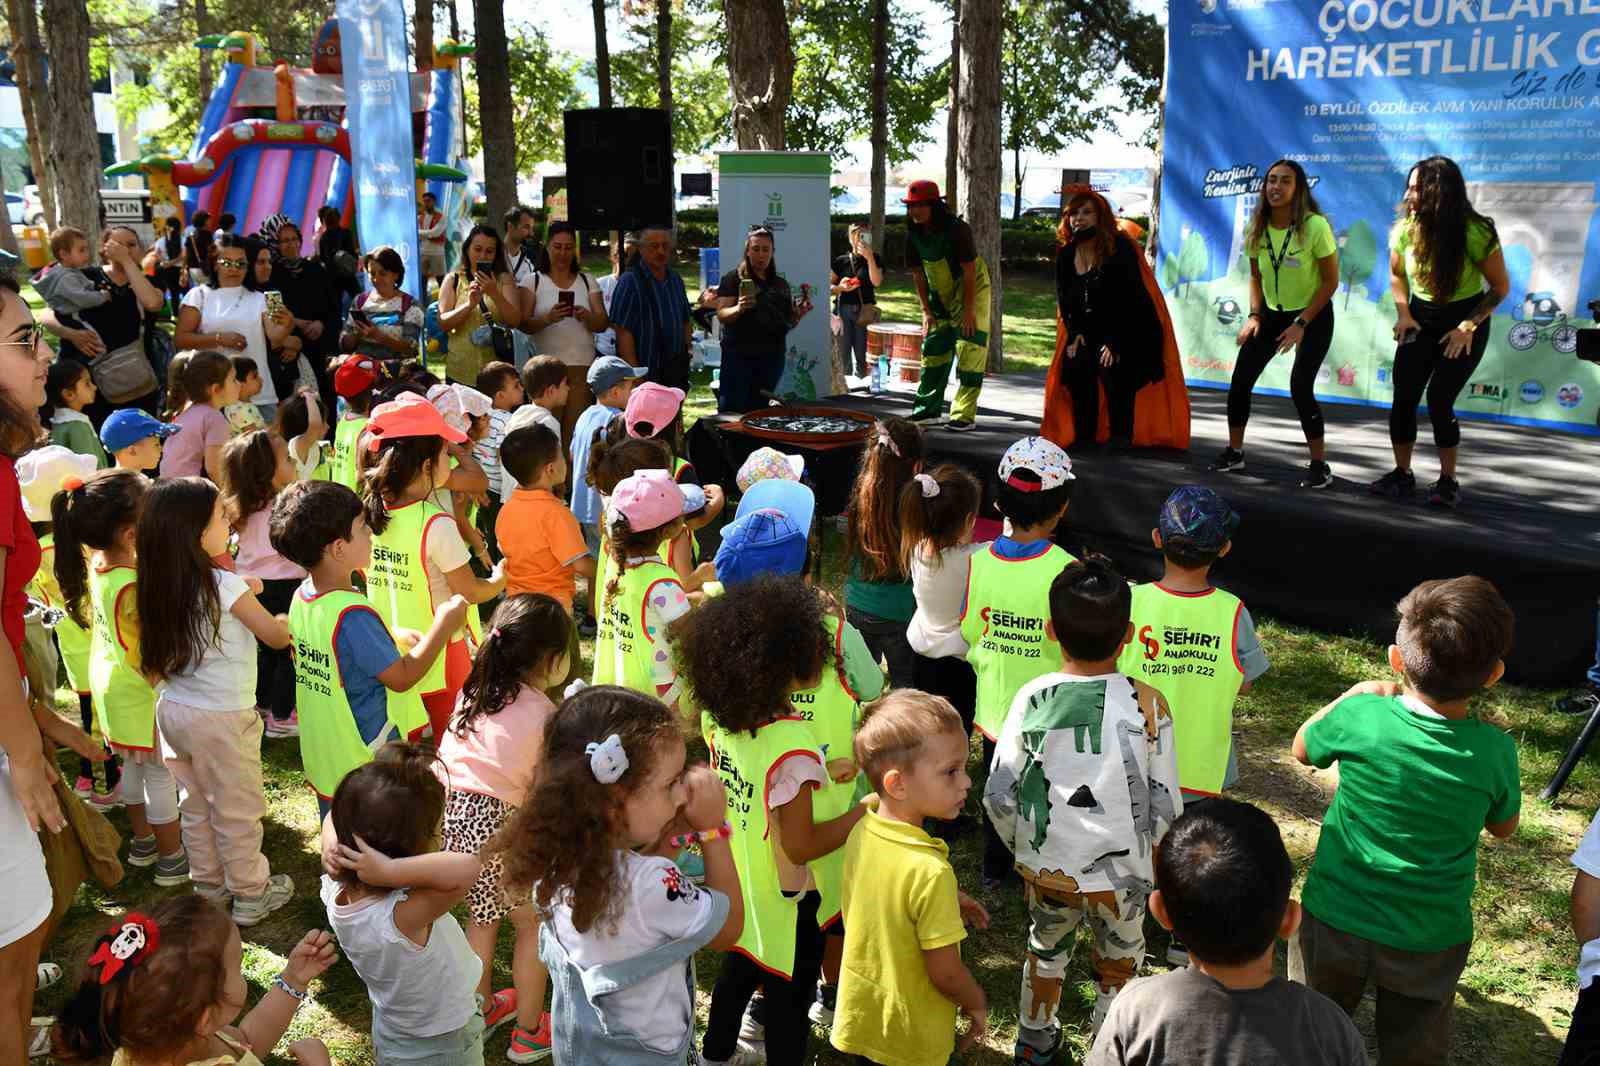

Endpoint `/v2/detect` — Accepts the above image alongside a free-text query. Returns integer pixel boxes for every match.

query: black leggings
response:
[703,891,825,1065]
[1061,343,1139,442]
[255,577,299,721]
[1390,295,1488,450]
[1227,306,1334,441]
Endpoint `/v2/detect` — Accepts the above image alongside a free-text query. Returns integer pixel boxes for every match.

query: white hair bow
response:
[875,424,901,457]
[585,733,629,784]
[914,473,940,498]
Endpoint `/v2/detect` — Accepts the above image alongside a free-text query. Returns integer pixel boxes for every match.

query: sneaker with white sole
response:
[1299,460,1334,490]
[808,981,837,1027]
[88,784,124,812]
[1369,467,1416,499]
[194,882,232,908]
[738,991,766,1043]
[264,711,300,738]
[1166,937,1191,967]
[480,988,517,1036]
[127,834,158,868]
[506,1012,554,1063]
[1210,447,1245,472]
[947,418,976,432]
[232,873,294,927]
[153,852,191,887]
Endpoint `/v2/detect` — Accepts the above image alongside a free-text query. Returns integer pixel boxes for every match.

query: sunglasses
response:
[1,323,45,354]
[216,257,248,269]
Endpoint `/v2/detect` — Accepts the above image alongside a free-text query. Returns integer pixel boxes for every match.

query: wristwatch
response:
[1293,316,1309,330]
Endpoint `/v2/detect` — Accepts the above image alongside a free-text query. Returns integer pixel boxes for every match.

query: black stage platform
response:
[686,379,1600,687]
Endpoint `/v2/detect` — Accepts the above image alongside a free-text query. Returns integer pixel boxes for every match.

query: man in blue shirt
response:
[607,223,693,389]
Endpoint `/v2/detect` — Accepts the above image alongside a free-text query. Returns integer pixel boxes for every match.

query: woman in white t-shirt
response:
[174,233,293,423]
[518,221,608,444]
[134,477,297,922]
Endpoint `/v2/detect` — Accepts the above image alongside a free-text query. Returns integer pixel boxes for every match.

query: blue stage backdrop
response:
[1158,0,1600,434]
[337,0,421,299]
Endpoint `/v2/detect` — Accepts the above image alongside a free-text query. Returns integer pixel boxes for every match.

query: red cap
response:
[334,356,379,398]
[902,180,943,205]
[365,393,467,450]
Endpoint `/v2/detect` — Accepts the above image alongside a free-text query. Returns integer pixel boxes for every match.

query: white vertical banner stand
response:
[717,151,833,402]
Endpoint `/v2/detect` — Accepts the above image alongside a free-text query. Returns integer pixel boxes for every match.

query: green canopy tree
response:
[463,30,584,170]
[1337,219,1379,308]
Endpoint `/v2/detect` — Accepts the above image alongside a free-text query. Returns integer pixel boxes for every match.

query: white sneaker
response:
[1090,986,1119,1039]
[737,993,765,1043]
[233,873,294,927]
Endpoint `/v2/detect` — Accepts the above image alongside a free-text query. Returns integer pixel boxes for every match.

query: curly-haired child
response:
[493,685,743,1062]
[672,574,867,1066]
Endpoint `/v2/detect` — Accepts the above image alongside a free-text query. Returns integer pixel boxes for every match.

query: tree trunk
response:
[725,0,793,150]
[0,167,19,256]
[196,0,213,114]
[7,0,54,229]
[475,0,517,224]
[447,0,460,40]
[944,0,960,212]
[655,0,672,117]
[42,0,100,233]
[1012,145,1023,221]
[868,0,888,248]
[593,0,612,107]
[416,0,435,70]
[957,0,1002,372]
[1145,21,1169,266]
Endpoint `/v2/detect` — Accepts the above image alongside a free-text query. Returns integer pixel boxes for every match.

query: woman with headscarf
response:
[1040,187,1190,450]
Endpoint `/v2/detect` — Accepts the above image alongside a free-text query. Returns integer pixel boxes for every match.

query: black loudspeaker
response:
[564,108,674,231]
[1060,168,1091,189]
[681,172,712,197]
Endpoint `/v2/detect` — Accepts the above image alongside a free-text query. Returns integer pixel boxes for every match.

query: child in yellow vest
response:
[49,895,337,1066]
[358,394,505,738]
[592,469,696,704]
[674,574,868,1066]
[1116,488,1268,813]
[329,355,379,491]
[268,480,466,817]
[960,436,1077,889]
[135,476,299,926]
[587,427,709,599]
[51,469,187,882]
[491,685,744,1063]
[624,382,726,552]
[17,446,119,806]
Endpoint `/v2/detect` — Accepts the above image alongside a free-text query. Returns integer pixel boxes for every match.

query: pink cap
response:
[624,382,686,439]
[365,393,468,451]
[610,469,685,532]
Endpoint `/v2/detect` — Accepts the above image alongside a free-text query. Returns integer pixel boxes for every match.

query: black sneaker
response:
[1428,476,1460,508]
[1300,460,1334,490]
[910,410,945,424]
[1210,447,1245,472]
[947,418,975,432]
[1369,468,1416,499]
[1555,684,1600,716]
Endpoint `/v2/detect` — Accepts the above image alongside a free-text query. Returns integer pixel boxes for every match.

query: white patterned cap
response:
[997,436,1074,491]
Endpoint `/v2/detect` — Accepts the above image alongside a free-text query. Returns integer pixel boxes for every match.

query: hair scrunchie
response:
[914,473,940,498]
[875,424,901,458]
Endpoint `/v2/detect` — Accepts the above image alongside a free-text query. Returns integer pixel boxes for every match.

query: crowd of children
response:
[17,324,1536,1066]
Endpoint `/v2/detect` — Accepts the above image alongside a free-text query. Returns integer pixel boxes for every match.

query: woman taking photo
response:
[175,232,294,423]
[338,245,425,370]
[1044,188,1164,448]
[830,222,883,379]
[437,224,519,386]
[714,225,812,413]
[1214,159,1341,488]
[518,220,608,441]
[0,270,65,1065]
[246,235,309,406]
[1374,155,1509,508]
[267,219,340,417]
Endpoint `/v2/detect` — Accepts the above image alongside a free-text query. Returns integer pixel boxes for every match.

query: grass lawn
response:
[31,516,1592,1064]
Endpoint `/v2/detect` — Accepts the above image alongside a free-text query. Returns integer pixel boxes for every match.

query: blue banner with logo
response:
[1158,0,1600,433]
[337,0,421,299]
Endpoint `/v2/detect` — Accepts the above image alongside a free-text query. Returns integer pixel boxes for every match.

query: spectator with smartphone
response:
[518,221,609,447]
[714,225,813,413]
[339,246,426,370]
[831,222,884,380]
[437,225,520,386]
[175,233,295,423]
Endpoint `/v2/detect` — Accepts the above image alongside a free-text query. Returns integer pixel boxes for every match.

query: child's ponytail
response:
[358,434,444,536]
[848,415,926,582]
[164,349,231,418]
[40,359,88,425]
[898,462,983,572]
[603,509,680,600]
[455,593,572,738]
[50,469,148,628]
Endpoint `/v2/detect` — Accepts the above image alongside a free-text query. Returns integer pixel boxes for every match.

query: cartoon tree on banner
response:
[1338,220,1378,309]
[1161,252,1180,294]
[1176,227,1208,299]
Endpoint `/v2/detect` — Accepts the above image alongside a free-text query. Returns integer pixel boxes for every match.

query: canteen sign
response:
[1159,0,1600,434]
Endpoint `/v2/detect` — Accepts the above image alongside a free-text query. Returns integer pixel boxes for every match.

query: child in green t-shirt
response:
[1290,575,1520,1062]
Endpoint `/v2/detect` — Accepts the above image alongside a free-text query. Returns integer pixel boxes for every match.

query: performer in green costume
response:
[903,180,991,429]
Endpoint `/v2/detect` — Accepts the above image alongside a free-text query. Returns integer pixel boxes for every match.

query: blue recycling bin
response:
[699,247,721,292]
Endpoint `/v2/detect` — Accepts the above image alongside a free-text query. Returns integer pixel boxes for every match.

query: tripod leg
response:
[1543,701,1600,801]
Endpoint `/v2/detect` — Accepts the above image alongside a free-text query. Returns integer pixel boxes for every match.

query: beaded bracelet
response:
[668,823,733,849]
[273,975,308,1002]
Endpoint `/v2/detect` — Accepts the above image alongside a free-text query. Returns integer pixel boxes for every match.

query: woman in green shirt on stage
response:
[1215,159,1341,489]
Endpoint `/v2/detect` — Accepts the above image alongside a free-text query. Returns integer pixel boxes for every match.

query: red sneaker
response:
[481,987,518,1036]
[506,1013,553,1063]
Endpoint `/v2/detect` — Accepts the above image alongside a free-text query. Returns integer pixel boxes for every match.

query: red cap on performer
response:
[902,180,943,206]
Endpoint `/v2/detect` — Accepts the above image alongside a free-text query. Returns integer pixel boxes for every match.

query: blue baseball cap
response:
[587,355,650,394]
[715,508,809,585]
[100,408,179,454]
[735,476,815,535]
[1158,486,1239,551]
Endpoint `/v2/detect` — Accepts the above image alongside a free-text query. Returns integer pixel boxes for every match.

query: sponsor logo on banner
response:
[1558,384,1584,409]
[1519,380,1545,404]
[1468,382,1503,401]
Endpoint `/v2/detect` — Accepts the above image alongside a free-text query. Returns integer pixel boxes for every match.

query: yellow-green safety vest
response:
[707,714,829,977]
[592,556,679,696]
[959,543,1075,740]
[365,498,459,695]
[329,415,368,491]
[32,534,92,693]
[289,584,428,798]
[87,565,156,750]
[1116,582,1245,796]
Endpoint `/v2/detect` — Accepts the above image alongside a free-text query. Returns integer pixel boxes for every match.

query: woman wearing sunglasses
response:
[714,225,813,413]
[174,233,294,423]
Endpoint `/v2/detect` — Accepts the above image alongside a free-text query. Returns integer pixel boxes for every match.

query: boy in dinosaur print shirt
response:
[984,558,1183,1063]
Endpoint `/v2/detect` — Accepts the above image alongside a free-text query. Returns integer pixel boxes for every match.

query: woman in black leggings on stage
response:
[1213,159,1341,487]
[1372,156,1509,509]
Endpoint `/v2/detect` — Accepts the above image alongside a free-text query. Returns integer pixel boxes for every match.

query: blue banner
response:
[337,0,421,299]
[1159,0,1600,434]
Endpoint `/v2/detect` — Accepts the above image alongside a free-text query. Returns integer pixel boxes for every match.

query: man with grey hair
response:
[606,222,693,389]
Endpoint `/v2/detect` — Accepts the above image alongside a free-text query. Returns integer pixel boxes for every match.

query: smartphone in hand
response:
[558,290,575,309]
[739,278,757,300]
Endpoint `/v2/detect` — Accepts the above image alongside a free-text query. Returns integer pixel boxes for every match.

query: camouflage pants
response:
[1018,880,1146,1043]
